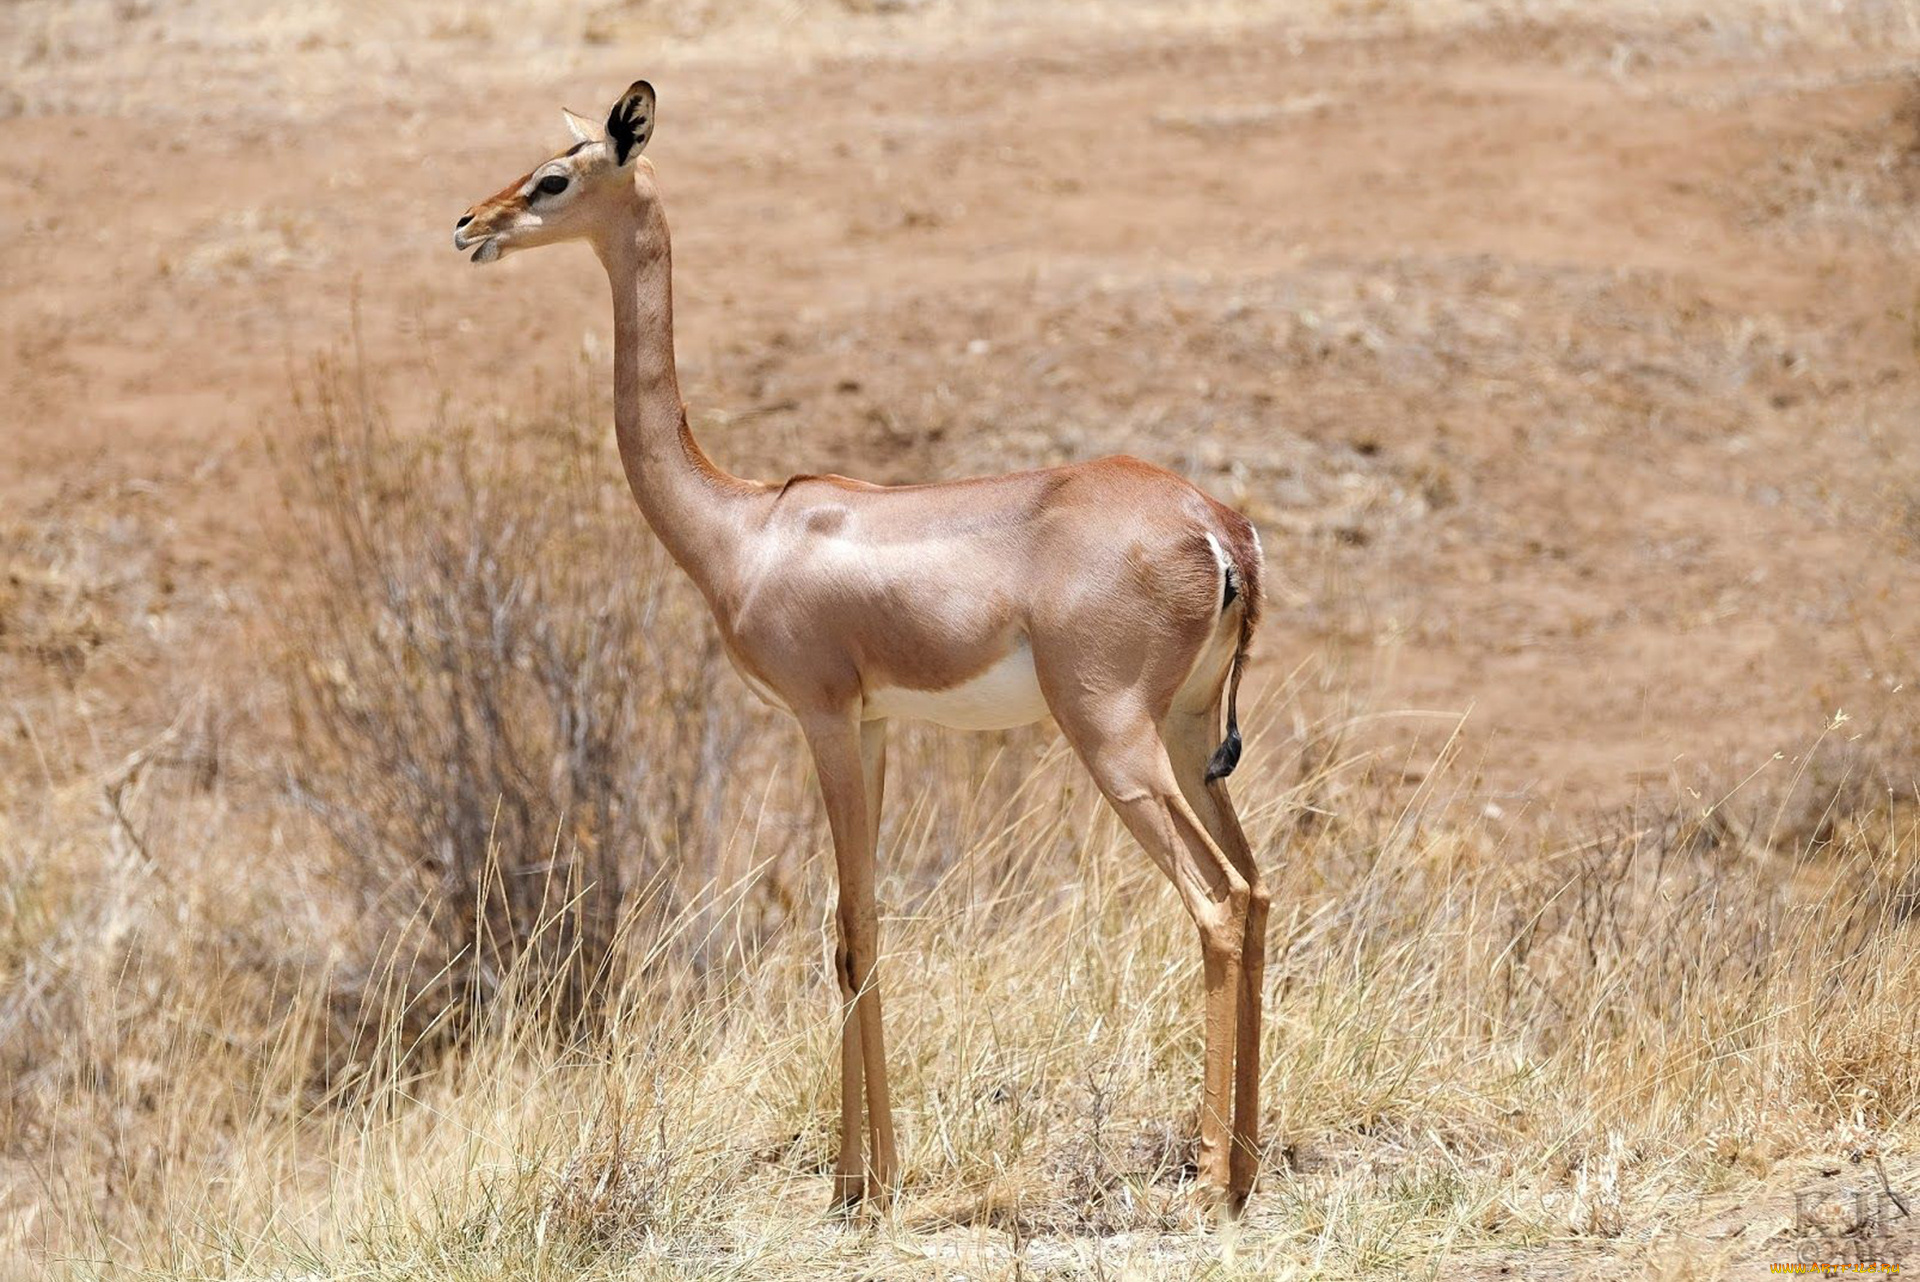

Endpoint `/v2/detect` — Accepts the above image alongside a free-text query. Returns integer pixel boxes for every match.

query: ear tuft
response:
[605,79,656,166]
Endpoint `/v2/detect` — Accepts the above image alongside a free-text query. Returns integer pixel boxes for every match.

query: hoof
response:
[827,1173,866,1216]
[1189,1175,1249,1226]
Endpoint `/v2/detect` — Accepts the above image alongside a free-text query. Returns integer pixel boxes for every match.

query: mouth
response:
[452,226,502,264]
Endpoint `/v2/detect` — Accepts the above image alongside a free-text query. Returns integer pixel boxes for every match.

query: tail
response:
[1205,523,1263,784]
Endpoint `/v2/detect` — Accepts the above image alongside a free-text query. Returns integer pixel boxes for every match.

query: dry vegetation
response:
[7,0,1920,1278]
[9,394,1920,1279]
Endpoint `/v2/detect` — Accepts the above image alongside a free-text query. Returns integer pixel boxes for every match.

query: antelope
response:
[452,80,1270,1215]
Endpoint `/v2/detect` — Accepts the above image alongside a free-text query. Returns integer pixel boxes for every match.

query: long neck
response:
[595,200,747,587]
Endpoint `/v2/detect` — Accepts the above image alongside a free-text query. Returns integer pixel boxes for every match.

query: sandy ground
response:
[6,13,1918,821]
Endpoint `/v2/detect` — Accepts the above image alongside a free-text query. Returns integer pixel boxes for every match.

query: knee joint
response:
[1223,874,1252,919]
[1198,896,1249,958]
[1201,923,1245,961]
[1248,877,1272,916]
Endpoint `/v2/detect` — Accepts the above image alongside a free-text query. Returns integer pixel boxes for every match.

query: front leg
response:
[803,711,898,1209]
[830,915,867,1211]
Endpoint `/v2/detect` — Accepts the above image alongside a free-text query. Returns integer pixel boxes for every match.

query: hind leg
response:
[1039,682,1251,1202]
[1165,696,1267,1211]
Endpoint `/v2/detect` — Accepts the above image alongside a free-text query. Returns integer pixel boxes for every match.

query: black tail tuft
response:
[1203,515,1261,784]
[1205,607,1254,782]
[1205,718,1242,782]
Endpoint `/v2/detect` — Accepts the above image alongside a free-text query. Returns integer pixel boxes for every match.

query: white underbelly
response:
[863,641,1051,730]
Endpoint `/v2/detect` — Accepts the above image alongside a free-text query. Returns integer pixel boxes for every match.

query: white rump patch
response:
[864,640,1051,731]
[1205,530,1230,604]
[1205,531,1227,568]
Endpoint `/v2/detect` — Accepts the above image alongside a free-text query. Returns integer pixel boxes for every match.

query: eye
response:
[535,173,570,197]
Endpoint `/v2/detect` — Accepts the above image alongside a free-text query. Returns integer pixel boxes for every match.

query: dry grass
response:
[3,372,1917,1279]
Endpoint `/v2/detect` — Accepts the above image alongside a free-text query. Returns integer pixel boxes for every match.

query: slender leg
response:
[803,711,897,1209]
[830,914,866,1208]
[857,718,899,1200]
[1045,698,1250,1202]
[1167,704,1268,1213]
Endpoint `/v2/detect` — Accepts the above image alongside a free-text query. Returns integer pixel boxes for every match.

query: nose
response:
[455,213,473,229]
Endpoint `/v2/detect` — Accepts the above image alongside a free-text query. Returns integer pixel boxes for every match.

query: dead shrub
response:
[1495,805,1779,1052]
[278,368,749,1066]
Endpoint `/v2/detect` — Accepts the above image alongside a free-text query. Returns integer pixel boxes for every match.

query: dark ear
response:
[605,80,656,166]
